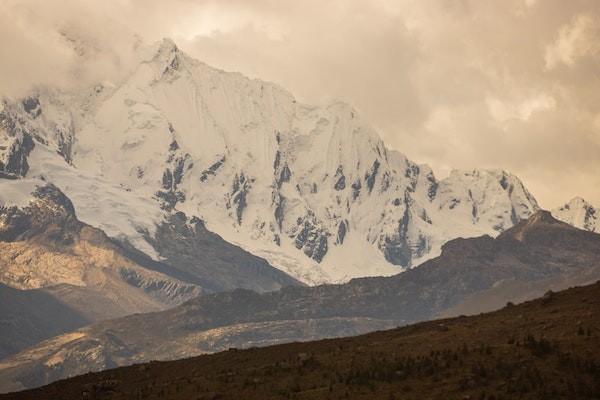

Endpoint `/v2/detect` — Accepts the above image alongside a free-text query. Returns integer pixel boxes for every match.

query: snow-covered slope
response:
[0,181,200,312]
[552,197,599,233]
[0,38,541,284]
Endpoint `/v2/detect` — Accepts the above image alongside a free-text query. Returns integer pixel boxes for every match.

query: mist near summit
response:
[1,0,599,207]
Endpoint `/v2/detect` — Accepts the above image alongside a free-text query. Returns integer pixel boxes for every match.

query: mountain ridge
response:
[3,274,599,399]
[0,38,544,284]
[0,181,300,360]
[1,210,598,392]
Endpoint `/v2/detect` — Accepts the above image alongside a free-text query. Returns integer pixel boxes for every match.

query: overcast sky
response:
[1,0,599,208]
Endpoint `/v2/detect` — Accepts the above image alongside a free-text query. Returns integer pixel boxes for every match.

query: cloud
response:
[545,14,600,69]
[487,94,556,123]
[0,0,599,207]
[0,2,74,97]
[0,0,143,97]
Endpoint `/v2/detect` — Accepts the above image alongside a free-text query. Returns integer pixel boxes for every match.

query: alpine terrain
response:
[0,38,544,285]
[1,210,599,392]
[0,180,300,359]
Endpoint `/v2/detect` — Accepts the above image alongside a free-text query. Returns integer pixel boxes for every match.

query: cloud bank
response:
[1,0,599,207]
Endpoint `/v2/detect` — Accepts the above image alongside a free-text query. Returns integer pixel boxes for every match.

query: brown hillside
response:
[3,280,599,400]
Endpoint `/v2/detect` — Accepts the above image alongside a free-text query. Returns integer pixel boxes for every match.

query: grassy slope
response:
[3,280,599,400]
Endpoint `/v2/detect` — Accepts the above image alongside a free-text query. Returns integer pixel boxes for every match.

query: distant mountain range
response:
[1,210,598,392]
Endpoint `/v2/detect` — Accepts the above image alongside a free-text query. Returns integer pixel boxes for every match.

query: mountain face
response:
[2,211,598,392]
[0,180,299,294]
[0,180,299,359]
[5,280,599,400]
[0,38,540,284]
[552,197,599,233]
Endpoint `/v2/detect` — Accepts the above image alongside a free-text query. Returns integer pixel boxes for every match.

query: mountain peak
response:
[565,196,591,208]
[449,168,511,180]
[552,196,598,233]
[157,37,178,54]
[500,209,573,242]
[150,38,183,74]
[326,99,357,114]
[525,209,558,225]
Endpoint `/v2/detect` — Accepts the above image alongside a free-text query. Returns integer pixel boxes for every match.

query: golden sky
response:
[1,0,599,208]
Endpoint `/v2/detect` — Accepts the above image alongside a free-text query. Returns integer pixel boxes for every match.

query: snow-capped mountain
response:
[552,197,599,233]
[0,178,300,359]
[0,38,541,284]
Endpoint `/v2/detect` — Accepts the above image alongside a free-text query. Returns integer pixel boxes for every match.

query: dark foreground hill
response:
[1,210,599,393]
[3,280,600,399]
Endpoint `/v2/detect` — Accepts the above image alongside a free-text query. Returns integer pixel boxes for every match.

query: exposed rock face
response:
[0,106,35,177]
[146,212,301,293]
[227,173,251,225]
[0,133,34,178]
[0,95,73,178]
[333,165,346,191]
[336,219,348,245]
[291,214,329,262]
[155,127,193,211]
[0,184,78,242]
[3,211,599,392]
